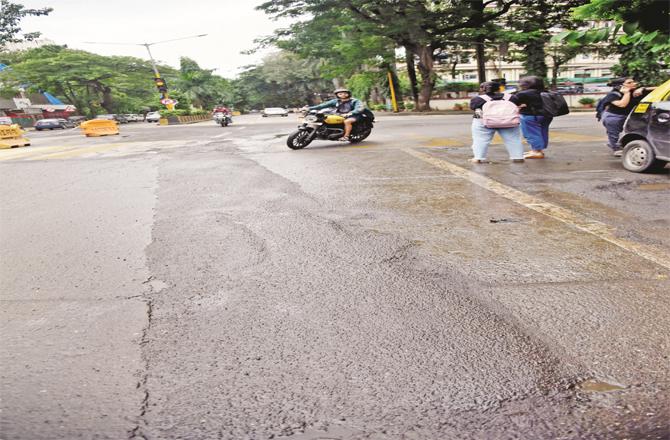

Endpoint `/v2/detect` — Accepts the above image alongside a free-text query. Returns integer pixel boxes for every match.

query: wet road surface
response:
[1,115,669,439]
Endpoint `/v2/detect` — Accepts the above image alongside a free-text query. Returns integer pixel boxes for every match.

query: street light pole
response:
[83,34,208,111]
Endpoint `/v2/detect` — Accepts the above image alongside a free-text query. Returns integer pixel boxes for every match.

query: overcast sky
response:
[17,0,294,77]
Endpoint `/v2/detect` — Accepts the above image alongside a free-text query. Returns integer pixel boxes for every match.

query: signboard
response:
[160,98,178,105]
[13,98,31,109]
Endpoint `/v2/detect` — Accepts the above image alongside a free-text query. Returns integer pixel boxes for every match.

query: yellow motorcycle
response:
[286,109,374,150]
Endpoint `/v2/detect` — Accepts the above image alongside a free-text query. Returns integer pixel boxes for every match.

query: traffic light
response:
[154,77,168,93]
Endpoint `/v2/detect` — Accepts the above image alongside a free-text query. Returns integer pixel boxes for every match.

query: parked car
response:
[620,79,670,173]
[67,116,87,126]
[95,114,128,124]
[261,107,289,117]
[124,114,143,122]
[34,118,75,130]
[146,111,161,123]
[0,116,13,125]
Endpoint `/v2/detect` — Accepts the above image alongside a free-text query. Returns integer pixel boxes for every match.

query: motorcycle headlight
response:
[305,115,318,122]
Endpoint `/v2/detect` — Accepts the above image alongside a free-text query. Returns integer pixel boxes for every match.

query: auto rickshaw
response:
[620,79,670,173]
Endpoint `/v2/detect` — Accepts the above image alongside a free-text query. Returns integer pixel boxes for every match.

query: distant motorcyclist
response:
[306,88,365,141]
[213,105,231,115]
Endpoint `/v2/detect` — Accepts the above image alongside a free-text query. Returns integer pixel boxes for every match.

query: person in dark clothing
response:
[515,76,552,159]
[599,77,655,156]
[469,81,524,163]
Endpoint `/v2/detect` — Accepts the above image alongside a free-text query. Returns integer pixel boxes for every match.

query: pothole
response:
[578,379,625,392]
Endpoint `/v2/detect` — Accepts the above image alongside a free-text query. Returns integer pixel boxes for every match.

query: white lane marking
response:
[212,133,230,138]
[404,148,670,271]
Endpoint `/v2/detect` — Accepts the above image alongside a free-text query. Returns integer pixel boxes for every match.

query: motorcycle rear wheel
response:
[349,127,372,143]
[287,130,313,150]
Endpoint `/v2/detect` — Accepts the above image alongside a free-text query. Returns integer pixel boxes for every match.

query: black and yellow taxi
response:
[620,79,670,173]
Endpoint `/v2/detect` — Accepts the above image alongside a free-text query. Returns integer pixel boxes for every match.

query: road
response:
[1,114,669,440]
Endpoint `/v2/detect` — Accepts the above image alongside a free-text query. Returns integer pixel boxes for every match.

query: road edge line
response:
[403,148,670,271]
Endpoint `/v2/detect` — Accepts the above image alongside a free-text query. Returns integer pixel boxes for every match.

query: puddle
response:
[637,183,670,191]
[578,379,625,392]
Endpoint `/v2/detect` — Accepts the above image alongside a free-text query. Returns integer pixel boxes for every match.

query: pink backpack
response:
[480,94,520,128]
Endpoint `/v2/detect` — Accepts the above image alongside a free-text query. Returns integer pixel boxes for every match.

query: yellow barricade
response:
[80,119,119,137]
[232,111,241,116]
[0,124,30,149]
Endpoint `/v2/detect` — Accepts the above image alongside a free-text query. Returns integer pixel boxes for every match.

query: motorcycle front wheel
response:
[287,130,313,150]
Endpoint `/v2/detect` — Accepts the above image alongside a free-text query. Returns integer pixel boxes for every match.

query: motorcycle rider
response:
[305,88,365,141]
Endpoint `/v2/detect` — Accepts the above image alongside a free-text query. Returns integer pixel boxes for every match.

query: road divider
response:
[80,119,120,137]
[0,124,30,149]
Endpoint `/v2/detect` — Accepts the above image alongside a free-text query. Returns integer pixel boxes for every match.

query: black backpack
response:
[595,91,619,121]
[541,91,569,117]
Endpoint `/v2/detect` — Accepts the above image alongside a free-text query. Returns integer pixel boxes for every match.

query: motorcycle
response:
[286,109,374,150]
[213,111,233,127]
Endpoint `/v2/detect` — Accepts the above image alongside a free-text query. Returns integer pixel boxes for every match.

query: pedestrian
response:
[469,81,524,163]
[598,77,655,156]
[513,76,552,159]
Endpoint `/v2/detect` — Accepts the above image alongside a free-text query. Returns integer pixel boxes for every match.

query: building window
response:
[463,73,477,80]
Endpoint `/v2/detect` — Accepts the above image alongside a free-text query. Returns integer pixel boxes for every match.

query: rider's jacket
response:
[309,98,365,115]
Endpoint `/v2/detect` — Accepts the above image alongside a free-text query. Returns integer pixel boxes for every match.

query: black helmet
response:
[334,88,351,97]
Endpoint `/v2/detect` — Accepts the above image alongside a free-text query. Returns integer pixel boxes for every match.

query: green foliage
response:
[347,72,382,102]
[611,42,667,84]
[159,109,188,118]
[553,0,670,82]
[404,102,415,110]
[435,81,479,93]
[578,97,596,105]
[0,45,178,116]
[257,0,520,111]
[231,51,333,111]
[500,0,589,78]
[0,0,52,49]
[178,57,233,109]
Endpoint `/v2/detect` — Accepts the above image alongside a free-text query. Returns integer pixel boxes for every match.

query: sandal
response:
[470,158,489,164]
[523,150,545,159]
[338,136,349,142]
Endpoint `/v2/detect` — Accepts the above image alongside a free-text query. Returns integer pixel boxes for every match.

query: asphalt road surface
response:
[1,114,669,440]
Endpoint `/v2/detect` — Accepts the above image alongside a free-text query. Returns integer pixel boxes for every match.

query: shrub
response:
[578,97,596,106]
[159,109,188,118]
[404,102,415,110]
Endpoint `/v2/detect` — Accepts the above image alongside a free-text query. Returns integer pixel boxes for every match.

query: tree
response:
[553,0,670,84]
[231,52,333,111]
[0,45,177,116]
[178,57,233,109]
[257,10,401,106]
[498,0,589,80]
[0,0,52,50]
[258,0,519,111]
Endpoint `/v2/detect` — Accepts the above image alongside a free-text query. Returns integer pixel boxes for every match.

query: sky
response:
[17,0,294,77]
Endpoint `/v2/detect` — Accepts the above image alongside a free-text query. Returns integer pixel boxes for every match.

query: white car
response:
[146,111,161,123]
[261,107,289,117]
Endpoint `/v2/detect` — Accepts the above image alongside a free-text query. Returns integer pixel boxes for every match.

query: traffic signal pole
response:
[84,34,206,113]
[143,44,174,110]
